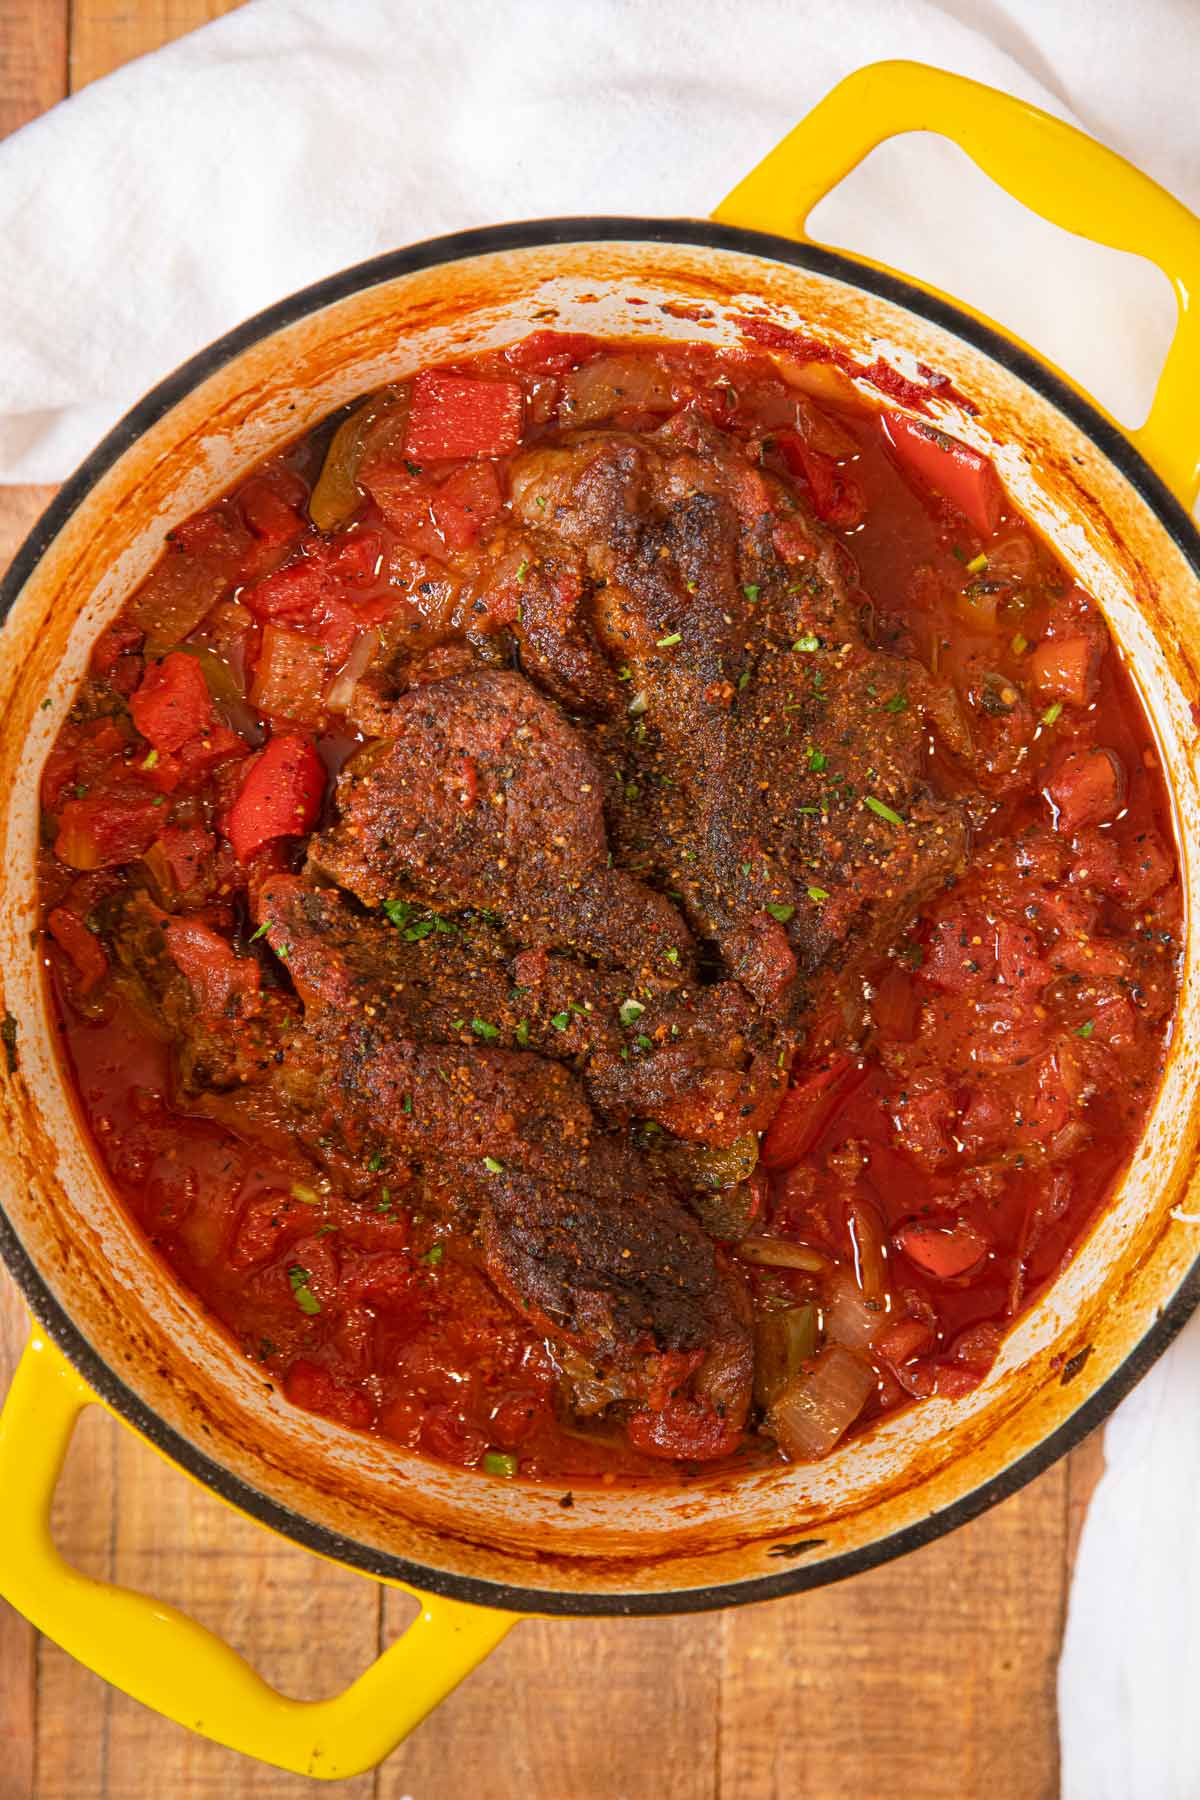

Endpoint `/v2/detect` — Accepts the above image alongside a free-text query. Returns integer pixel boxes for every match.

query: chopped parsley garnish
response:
[617,665,632,682]
[423,1243,444,1266]
[1076,1020,1095,1039]
[793,634,820,653]
[471,1017,500,1042]
[142,749,159,769]
[806,747,827,773]
[1042,701,1064,726]
[516,560,529,582]
[1011,632,1030,656]
[401,1093,413,1114]
[483,1451,518,1478]
[634,1034,653,1051]
[656,631,682,648]
[550,1010,571,1030]
[737,670,751,691]
[404,460,423,476]
[287,1266,321,1316]
[514,1019,530,1047]
[965,551,989,574]
[864,794,905,826]
[664,947,680,965]
[951,544,967,563]
[619,998,645,1027]
[449,1018,465,1032]
[483,1156,504,1174]
[367,1151,385,1172]
[884,693,908,713]
[383,898,458,942]
[807,885,831,903]
[743,584,760,603]
[250,920,272,941]
[765,902,795,923]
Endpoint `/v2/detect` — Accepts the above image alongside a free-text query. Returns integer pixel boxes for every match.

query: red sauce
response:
[38,331,1182,1485]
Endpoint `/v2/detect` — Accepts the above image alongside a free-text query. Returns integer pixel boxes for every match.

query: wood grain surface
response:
[0,8,1101,1794]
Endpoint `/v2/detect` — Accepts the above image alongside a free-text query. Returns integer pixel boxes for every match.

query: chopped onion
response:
[847,1197,888,1302]
[823,1268,887,1351]
[735,1235,828,1272]
[560,354,675,424]
[326,629,380,713]
[766,1344,875,1461]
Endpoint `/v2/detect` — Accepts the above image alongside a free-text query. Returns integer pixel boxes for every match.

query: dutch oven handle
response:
[0,1333,516,1781]
[713,58,1200,514]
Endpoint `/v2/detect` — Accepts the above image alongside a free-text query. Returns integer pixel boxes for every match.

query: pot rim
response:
[2,214,1199,1619]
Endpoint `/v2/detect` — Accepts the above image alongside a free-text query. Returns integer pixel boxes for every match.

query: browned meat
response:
[311,667,691,977]
[254,875,752,1430]
[508,420,970,1020]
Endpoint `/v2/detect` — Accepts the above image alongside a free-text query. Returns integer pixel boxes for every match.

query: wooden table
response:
[0,8,1103,1794]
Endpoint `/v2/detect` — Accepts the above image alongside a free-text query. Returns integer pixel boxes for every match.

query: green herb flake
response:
[634,1034,653,1051]
[367,1151,385,1172]
[287,1266,321,1317]
[951,544,967,564]
[664,947,680,965]
[423,1243,444,1267]
[404,460,423,477]
[965,551,989,574]
[471,1017,500,1042]
[884,692,908,714]
[483,1156,504,1174]
[1042,701,1064,726]
[864,794,905,826]
[514,1019,530,1048]
[142,748,159,770]
[807,885,831,903]
[742,584,761,603]
[483,1451,518,1478]
[250,920,272,942]
[1011,632,1030,656]
[1076,1020,1095,1039]
[737,670,751,691]
[619,998,645,1027]
[793,634,820,653]
[401,1093,414,1115]
[550,1010,571,1031]
[806,747,827,773]
[765,902,795,923]
[617,665,633,682]
[656,631,682,649]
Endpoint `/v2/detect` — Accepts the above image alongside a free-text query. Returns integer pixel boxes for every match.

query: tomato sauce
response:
[37,329,1182,1485]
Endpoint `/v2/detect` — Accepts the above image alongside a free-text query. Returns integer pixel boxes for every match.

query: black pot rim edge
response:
[2,213,1198,1621]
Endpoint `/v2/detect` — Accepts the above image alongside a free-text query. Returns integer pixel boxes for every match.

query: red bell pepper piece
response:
[881,411,1003,537]
[129,651,214,753]
[223,732,325,862]
[403,370,523,461]
[759,1055,864,1172]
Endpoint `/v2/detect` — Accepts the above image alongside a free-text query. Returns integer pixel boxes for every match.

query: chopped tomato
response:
[1044,747,1126,832]
[250,625,329,726]
[776,430,866,528]
[430,462,503,549]
[285,1361,375,1430]
[46,907,108,992]
[1030,634,1101,708]
[894,1218,988,1280]
[760,1057,864,1171]
[881,411,1002,537]
[150,823,216,896]
[223,732,325,862]
[503,331,604,374]
[403,370,523,461]
[54,787,164,871]
[129,652,214,753]
[626,1393,743,1461]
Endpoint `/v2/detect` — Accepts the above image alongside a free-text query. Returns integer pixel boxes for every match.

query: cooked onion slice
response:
[735,1235,827,1271]
[326,629,380,713]
[766,1344,876,1461]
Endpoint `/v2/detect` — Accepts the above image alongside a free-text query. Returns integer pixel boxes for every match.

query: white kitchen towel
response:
[1,4,1198,1795]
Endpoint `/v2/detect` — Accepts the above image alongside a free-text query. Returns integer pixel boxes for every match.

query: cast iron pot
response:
[1,61,1199,1780]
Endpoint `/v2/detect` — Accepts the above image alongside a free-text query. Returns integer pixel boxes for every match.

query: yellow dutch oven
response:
[1,61,1199,1781]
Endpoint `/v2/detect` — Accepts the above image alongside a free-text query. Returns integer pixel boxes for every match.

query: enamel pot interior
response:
[1,222,1199,1617]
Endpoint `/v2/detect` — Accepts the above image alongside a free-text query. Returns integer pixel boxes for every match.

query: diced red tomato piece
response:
[284,1361,374,1431]
[152,823,216,896]
[430,462,503,550]
[165,915,261,1022]
[502,331,604,374]
[760,1056,863,1171]
[1030,634,1101,708]
[361,467,445,560]
[1044,747,1126,832]
[776,430,866,528]
[876,1317,936,1367]
[92,620,144,679]
[626,1392,743,1461]
[341,1251,416,1308]
[223,732,325,862]
[231,1191,301,1270]
[894,1218,988,1280]
[894,1084,959,1171]
[129,652,214,753]
[1071,826,1173,904]
[403,370,523,461]
[238,476,306,547]
[46,907,108,992]
[420,1407,486,1466]
[54,788,164,871]
[920,915,991,993]
[175,724,250,783]
[871,966,919,1042]
[881,412,1003,537]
